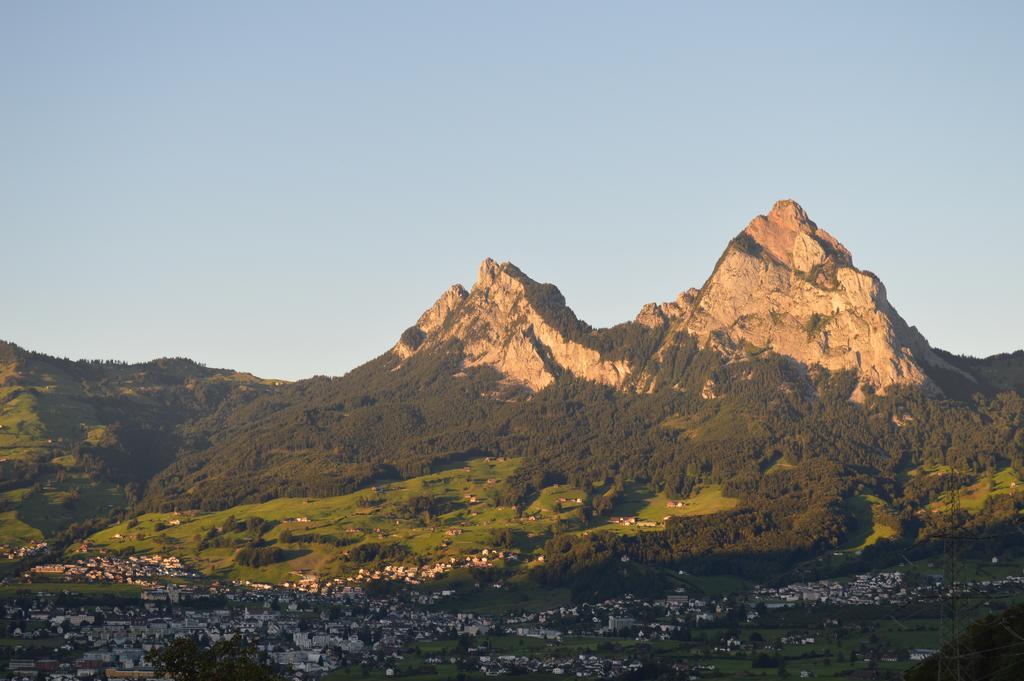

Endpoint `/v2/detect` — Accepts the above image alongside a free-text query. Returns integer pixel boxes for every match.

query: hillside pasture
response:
[85,458,742,583]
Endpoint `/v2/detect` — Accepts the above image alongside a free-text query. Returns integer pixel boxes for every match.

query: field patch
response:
[88,457,533,581]
[593,484,739,533]
[85,457,744,583]
[925,466,1022,515]
[0,510,44,544]
[842,494,898,551]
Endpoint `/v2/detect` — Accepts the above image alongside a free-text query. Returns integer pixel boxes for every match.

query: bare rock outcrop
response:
[393,284,468,359]
[675,199,956,397]
[635,303,668,329]
[392,200,961,398]
[395,259,630,391]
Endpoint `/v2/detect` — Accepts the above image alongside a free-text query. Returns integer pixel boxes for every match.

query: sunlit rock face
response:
[394,259,628,392]
[394,200,959,399]
[676,200,953,398]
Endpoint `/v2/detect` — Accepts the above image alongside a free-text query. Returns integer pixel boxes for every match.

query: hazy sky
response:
[3,2,1022,380]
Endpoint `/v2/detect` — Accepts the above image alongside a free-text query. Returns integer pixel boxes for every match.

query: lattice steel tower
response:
[938,468,964,681]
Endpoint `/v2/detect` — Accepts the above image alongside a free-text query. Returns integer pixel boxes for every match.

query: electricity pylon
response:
[937,468,965,681]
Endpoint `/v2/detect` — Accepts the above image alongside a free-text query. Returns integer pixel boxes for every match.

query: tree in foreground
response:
[905,601,1024,681]
[145,635,279,681]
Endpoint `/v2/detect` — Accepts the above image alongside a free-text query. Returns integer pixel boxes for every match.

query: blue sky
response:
[2,2,1022,379]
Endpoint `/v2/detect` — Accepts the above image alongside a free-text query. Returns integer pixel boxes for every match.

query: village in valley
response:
[1,456,1023,680]
[3,534,1024,680]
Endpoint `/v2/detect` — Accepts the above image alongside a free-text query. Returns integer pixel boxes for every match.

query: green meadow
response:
[85,457,741,583]
[841,494,899,552]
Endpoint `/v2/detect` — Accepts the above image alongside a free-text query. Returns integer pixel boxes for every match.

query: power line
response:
[930,469,1022,681]
[937,468,971,681]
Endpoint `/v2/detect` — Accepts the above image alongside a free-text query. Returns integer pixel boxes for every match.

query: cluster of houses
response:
[301,549,516,589]
[0,585,731,680]
[1,568,745,680]
[8,540,1023,680]
[752,572,911,607]
[498,593,728,640]
[0,584,442,679]
[608,516,658,527]
[28,554,200,585]
[0,540,47,560]
[452,650,656,677]
[0,564,975,681]
[752,570,1024,609]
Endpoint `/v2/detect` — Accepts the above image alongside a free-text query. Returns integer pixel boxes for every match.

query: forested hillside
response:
[3,202,1024,582]
[137,331,1024,566]
[0,340,277,543]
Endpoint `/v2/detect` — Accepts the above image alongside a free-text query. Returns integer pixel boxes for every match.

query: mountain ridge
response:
[393,257,631,392]
[2,200,1023,569]
[393,200,961,400]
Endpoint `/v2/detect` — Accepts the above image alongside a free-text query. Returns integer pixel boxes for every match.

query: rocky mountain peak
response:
[768,198,810,225]
[682,199,958,397]
[634,291,695,329]
[394,259,629,391]
[393,284,468,359]
[635,303,668,329]
[416,284,468,335]
[392,200,965,399]
[468,259,540,312]
[472,258,534,298]
[743,199,852,272]
[476,257,502,288]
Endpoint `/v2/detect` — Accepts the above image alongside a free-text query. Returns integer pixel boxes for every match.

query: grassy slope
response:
[919,465,1022,514]
[840,494,898,552]
[16,476,127,536]
[590,484,739,532]
[91,457,1019,585]
[0,511,43,543]
[0,354,118,544]
[0,347,276,544]
[86,457,741,583]
[840,465,1023,553]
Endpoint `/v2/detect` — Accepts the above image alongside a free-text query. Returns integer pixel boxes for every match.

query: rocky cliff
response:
[394,200,962,398]
[394,258,630,391]
[673,200,957,397]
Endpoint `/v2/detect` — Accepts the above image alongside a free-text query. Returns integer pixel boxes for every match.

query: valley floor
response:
[3,553,1023,680]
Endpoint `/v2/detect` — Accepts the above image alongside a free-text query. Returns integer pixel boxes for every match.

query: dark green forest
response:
[905,600,1024,681]
[3,325,1024,585]
[132,330,1024,581]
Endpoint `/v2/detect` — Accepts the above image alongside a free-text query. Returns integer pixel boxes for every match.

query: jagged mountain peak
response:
[634,289,697,329]
[742,199,853,272]
[472,257,527,295]
[394,260,627,391]
[418,284,468,333]
[683,199,958,397]
[472,258,548,298]
[475,257,512,287]
[393,200,964,399]
[394,284,468,359]
[475,257,502,288]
